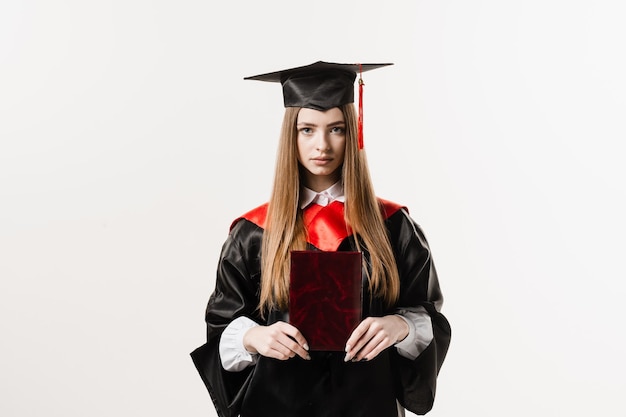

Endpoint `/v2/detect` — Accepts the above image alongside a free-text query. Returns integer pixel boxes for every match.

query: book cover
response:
[289,250,362,351]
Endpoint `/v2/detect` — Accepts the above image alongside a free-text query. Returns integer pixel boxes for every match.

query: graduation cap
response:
[244,61,393,149]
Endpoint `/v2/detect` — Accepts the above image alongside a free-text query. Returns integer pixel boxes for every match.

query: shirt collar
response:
[300,181,345,209]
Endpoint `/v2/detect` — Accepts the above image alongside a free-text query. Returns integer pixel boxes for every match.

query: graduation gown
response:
[191,199,451,417]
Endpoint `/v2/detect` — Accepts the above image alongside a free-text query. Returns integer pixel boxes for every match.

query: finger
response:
[353,332,391,361]
[345,319,370,352]
[276,333,311,360]
[264,345,295,360]
[251,326,295,359]
[267,322,310,360]
[345,321,378,361]
[352,331,381,361]
[278,322,311,352]
[257,335,294,359]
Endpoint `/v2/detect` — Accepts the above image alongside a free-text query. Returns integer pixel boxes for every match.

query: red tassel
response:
[358,63,364,150]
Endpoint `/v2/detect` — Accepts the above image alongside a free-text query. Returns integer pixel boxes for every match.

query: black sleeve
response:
[387,209,452,415]
[190,219,263,417]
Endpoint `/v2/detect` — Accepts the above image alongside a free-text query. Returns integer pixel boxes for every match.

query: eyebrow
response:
[296,120,346,127]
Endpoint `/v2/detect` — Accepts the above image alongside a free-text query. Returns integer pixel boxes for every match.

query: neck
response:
[301,172,341,192]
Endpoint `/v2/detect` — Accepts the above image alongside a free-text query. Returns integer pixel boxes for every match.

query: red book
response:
[289,251,363,351]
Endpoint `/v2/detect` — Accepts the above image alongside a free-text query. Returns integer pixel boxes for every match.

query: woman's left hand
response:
[344,315,409,362]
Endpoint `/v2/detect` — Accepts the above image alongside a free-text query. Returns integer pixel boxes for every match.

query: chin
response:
[317,170,337,178]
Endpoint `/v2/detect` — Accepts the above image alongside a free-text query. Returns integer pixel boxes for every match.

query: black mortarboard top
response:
[244,61,393,148]
[244,61,393,110]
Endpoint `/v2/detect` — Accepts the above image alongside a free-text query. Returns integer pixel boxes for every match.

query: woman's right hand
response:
[243,321,311,361]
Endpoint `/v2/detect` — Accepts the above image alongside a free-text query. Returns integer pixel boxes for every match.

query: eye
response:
[299,127,313,135]
[330,126,345,134]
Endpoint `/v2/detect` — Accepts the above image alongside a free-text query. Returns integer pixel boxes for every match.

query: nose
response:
[315,131,331,151]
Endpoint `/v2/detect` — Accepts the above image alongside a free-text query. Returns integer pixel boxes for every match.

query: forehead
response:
[296,107,345,124]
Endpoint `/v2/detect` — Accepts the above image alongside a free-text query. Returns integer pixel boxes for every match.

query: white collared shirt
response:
[299,181,345,208]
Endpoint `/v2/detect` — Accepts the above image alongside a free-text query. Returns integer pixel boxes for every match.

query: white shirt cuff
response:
[219,316,260,372]
[394,306,434,360]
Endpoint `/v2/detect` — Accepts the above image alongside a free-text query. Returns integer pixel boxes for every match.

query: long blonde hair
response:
[260,104,400,315]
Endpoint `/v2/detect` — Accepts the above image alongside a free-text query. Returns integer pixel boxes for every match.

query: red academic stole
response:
[236,199,403,251]
[302,201,349,251]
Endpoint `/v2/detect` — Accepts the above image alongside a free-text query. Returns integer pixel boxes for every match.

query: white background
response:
[1,1,625,416]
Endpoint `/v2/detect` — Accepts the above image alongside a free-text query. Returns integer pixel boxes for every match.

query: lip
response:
[311,157,333,165]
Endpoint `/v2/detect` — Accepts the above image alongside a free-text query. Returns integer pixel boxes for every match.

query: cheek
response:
[296,137,306,162]
[336,139,347,162]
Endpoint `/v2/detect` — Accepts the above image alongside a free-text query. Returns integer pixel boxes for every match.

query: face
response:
[296,107,347,192]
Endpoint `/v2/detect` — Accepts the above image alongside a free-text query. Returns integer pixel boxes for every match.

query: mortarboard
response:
[244,61,393,148]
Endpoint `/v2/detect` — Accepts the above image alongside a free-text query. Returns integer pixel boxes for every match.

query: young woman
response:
[192,61,451,417]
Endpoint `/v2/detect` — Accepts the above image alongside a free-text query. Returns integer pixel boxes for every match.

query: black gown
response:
[191,199,451,417]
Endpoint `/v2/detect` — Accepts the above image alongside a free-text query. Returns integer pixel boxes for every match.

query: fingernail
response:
[345,344,351,352]
[344,353,352,362]
[306,354,311,360]
[304,344,309,351]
